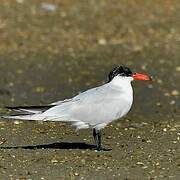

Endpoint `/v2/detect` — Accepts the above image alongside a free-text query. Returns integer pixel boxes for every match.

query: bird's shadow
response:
[0,142,111,151]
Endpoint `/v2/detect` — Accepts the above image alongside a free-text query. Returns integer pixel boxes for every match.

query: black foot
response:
[95,146,112,152]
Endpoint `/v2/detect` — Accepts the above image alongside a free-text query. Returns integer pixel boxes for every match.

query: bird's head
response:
[108,65,151,82]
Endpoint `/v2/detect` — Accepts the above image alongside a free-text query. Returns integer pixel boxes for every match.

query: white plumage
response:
[3,76,133,131]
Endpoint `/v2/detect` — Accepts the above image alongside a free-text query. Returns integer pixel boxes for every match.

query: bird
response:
[2,65,151,151]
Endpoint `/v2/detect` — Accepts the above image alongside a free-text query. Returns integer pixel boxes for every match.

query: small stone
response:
[117,123,122,127]
[171,90,179,96]
[175,66,180,72]
[169,128,176,132]
[157,79,163,84]
[106,136,112,139]
[14,121,21,125]
[147,84,153,88]
[132,45,143,52]
[136,162,144,165]
[156,162,160,166]
[156,102,161,106]
[60,11,67,17]
[8,82,14,87]
[170,100,175,105]
[81,159,86,164]
[142,166,148,169]
[98,38,107,45]
[164,92,170,96]
[41,3,57,12]
[141,64,147,70]
[17,69,23,74]
[16,0,24,3]
[163,128,167,132]
[175,124,180,128]
[74,172,79,176]
[34,86,46,93]
[51,159,58,163]
[0,138,7,145]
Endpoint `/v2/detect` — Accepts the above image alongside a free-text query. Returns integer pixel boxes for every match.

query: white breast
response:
[108,76,133,119]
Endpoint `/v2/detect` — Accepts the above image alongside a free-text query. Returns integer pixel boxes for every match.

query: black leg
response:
[93,128,97,144]
[97,130,102,151]
[93,128,102,151]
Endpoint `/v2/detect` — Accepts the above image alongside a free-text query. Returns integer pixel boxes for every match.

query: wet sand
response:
[0,1,179,179]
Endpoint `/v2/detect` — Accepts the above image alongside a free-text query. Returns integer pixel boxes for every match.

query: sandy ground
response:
[0,0,179,179]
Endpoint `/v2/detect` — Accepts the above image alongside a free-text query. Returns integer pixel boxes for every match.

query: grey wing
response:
[50,85,107,105]
[42,84,126,125]
[70,85,128,125]
[43,85,107,116]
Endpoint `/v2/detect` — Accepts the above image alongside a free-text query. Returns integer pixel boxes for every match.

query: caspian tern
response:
[2,66,151,150]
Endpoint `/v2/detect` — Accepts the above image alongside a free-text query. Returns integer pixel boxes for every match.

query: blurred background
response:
[0,0,179,179]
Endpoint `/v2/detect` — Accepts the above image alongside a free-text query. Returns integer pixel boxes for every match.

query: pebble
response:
[164,92,170,96]
[146,140,152,143]
[175,66,180,72]
[157,79,163,84]
[171,90,179,96]
[0,138,7,145]
[169,100,175,105]
[156,162,160,166]
[142,165,148,169]
[74,172,79,176]
[169,128,176,132]
[147,84,153,88]
[34,86,46,93]
[16,0,24,3]
[136,162,144,165]
[51,159,58,163]
[14,120,21,125]
[132,45,143,52]
[98,38,107,45]
[106,136,112,139]
[81,159,86,164]
[41,3,57,12]
[156,102,161,106]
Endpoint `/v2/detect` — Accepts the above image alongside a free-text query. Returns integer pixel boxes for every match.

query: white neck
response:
[109,75,133,96]
[110,76,133,87]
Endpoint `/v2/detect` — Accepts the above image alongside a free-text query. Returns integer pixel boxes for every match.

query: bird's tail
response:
[1,114,43,121]
[6,105,55,114]
[1,105,56,121]
[1,113,72,122]
[1,105,90,130]
[1,104,77,122]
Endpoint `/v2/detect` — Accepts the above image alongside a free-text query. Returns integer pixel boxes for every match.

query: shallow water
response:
[0,1,179,179]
